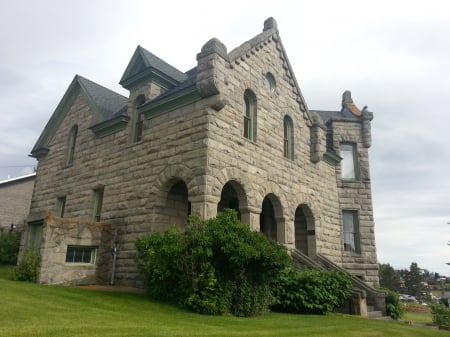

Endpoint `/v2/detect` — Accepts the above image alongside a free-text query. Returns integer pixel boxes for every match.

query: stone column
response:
[240,206,261,231]
[190,195,220,220]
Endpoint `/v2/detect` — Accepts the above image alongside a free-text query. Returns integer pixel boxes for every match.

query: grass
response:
[403,311,433,324]
[0,266,446,337]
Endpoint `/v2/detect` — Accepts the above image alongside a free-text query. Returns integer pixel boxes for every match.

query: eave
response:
[89,115,130,138]
[119,67,180,91]
[139,86,201,119]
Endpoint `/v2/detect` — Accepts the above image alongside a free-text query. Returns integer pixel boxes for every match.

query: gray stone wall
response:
[332,119,379,284]
[0,174,35,230]
[28,91,211,286]
[38,213,114,285]
[200,34,344,265]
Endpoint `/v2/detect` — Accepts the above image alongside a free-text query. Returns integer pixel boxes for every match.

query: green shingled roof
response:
[120,46,187,88]
[77,75,128,119]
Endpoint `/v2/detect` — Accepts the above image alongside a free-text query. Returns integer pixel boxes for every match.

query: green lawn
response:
[0,266,445,337]
[404,311,432,324]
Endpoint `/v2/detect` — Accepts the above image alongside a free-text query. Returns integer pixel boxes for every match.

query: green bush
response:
[271,267,353,315]
[439,297,449,307]
[0,229,21,265]
[384,289,405,320]
[13,249,41,282]
[431,303,450,326]
[135,209,291,316]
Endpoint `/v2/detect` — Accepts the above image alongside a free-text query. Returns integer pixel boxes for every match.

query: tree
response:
[379,263,402,292]
[404,262,427,300]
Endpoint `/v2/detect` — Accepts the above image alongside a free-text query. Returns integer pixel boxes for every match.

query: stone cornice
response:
[322,151,341,166]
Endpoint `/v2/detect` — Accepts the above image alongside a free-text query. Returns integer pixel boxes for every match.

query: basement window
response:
[65,246,97,264]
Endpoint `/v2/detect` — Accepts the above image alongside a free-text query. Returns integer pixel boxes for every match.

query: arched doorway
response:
[260,194,282,242]
[217,181,245,220]
[164,179,190,227]
[294,204,316,257]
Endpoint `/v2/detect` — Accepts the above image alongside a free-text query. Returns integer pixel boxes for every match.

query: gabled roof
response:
[228,17,311,122]
[30,75,128,158]
[77,76,128,120]
[119,46,187,89]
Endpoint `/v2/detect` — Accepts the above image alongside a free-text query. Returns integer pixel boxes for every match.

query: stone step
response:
[367,310,383,318]
[367,305,375,312]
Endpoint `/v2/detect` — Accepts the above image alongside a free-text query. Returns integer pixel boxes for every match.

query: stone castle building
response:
[20,18,382,310]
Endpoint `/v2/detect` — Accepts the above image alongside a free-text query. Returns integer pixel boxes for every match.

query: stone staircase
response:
[367,306,389,319]
[289,248,387,318]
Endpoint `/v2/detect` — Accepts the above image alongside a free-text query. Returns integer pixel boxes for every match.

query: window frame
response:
[283,115,294,160]
[133,95,146,143]
[66,125,78,165]
[28,221,43,252]
[340,143,358,180]
[243,90,257,141]
[264,72,276,93]
[342,210,360,254]
[92,187,104,222]
[56,196,66,218]
[65,245,97,264]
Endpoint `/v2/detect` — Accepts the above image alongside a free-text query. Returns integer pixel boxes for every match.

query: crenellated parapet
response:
[196,38,230,110]
[310,112,327,163]
[361,106,373,148]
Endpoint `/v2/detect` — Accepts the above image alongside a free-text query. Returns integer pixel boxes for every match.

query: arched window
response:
[133,95,146,142]
[283,115,294,160]
[66,125,78,165]
[243,90,257,141]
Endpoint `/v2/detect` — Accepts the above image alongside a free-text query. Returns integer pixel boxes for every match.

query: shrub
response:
[271,267,353,315]
[0,229,21,265]
[384,289,405,320]
[135,209,291,316]
[431,303,450,326]
[13,249,41,282]
[439,297,449,307]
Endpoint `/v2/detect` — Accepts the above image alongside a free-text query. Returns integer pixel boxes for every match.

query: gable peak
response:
[263,17,278,32]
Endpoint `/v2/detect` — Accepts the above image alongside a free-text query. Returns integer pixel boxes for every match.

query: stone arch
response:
[151,165,199,230]
[155,164,197,196]
[212,167,251,208]
[217,180,248,220]
[253,181,289,216]
[162,178,189,228]
[212,167,264,229]
[294,204,316,257]
[260,193,284,243]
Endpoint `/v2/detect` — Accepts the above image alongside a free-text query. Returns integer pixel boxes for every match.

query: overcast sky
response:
[1,0,449,275]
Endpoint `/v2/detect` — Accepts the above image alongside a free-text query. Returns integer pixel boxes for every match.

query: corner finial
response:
[342,90,353,107]
[197,38,228,61]
[263,17,278,32]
